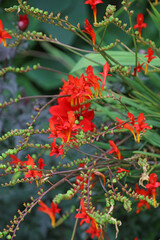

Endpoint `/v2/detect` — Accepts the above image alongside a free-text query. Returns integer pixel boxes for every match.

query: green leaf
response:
[143,130,160,147]
[71,51,160,73]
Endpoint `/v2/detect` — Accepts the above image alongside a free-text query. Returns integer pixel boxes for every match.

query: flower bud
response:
[18,14,29,31]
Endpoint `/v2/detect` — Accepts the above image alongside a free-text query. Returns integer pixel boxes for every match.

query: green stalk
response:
[128,11,138,69]
[71,214,79,240]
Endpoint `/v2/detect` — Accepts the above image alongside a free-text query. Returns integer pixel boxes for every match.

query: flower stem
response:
[71,216,79,240]
[128,11,138,71]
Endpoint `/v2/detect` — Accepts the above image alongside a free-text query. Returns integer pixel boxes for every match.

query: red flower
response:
[49,97,96,133]
[60,74,93,106]
[38,158,46,169]
[145,48,156,63]
[49,139,64,158]
[10,154,45,185]
[86,219,103,239]
[133,13,147,39]
[18,14,29,31]
[133,62,144,75]
[116,112,151,143]
[86,65,101,97]
[108,140,122,160]
[117,167,130,173]
[38,200,61,227]
[10,155,24,166]
[144,48,156,74]
[99,62,111,96]
[0,19,11,47]
[84,0,103,24]
[49,111,81,143]
[133,112,151,143]
[135,184,150,214]
[75,198,91,225]
[24,155,43,182]
[145,173,160,207]
[83,19,96,49]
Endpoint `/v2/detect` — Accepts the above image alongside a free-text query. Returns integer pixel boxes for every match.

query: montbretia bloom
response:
[144,47,157,74]
[38,201,61,227]
[108,140,122,160]
[116,112,151,143]
[83,19,96,49]
[133,13,147,39]
[84,0,103,24]
[145,173,160,207]
[0,19,11,47]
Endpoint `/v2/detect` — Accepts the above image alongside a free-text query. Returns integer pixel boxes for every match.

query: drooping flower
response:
[117,167,130,173]
[86,219,103,239]
[135,184,150,214]
[116,112,151,143]
[49,139,64,158]
[145,173,160,207]
[75,198,91,225]
[38,200,61,227]
[24,155,44,183]
[83,19,96,49]
[10,155,24,166]
[0,19,11,47]
[86,65,101,97]
[133,13,147,39]
[84,0,103,24]
[133,112,151,143]
[133,62,144,75]
[144,47,157,74]
[38,158,46,169]
[10,154,45,185]
[18,14,29,31]
[99,62,111,96]
[108,140,122,160]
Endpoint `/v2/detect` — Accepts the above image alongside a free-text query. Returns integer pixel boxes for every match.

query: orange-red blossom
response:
[108,140,122,160]
[75,198,103,239]
[116,112,151,143]
[0,19,11,47]
[38,200,61,227]
[144,47,157,75]
[146,173,160,207]
[83,19,96,49]
[84,0,103,24]
[133,13,147,39]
